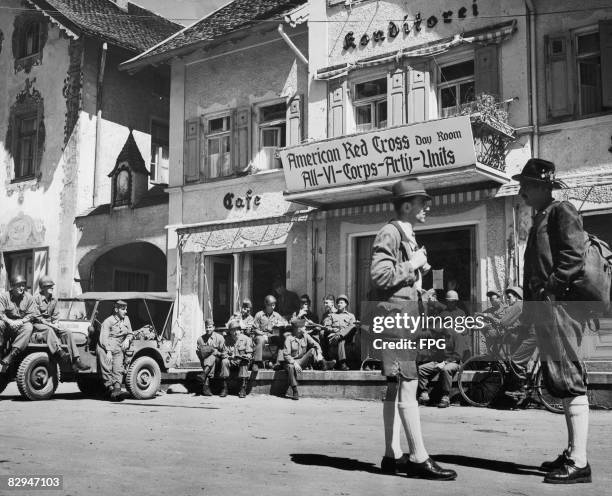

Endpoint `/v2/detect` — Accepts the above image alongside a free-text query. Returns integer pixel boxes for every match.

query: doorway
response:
[251,250,286,313]
[211,255,233,326]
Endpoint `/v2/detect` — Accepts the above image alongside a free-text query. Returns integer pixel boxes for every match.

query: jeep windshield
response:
[57,299,95,321]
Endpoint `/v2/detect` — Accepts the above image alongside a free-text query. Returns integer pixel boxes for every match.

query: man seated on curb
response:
[282,318,335,400]
[196,318,226,396]
[97,300,133,401]
[219,320,253,398]
[323,294,357,371]
[33,276,90,372]
[417,291,462,408]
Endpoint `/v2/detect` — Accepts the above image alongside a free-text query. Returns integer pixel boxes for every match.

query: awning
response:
[178,211,313,253]
[316,20,517,80]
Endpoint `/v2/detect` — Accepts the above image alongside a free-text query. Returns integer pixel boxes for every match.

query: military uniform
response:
[33,292,82,360]
[417,328,461,399]
[220,333,253,378]
[0,291,37,355]
[251,310,287,363]
[97,314,133,390]
[283,332,321,388]
[196,330,226,375]
[323,309,356,364]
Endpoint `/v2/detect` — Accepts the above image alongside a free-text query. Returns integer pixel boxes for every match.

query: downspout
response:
[92,42,107,207]
[525,0,538,158]
[278,24,308,66]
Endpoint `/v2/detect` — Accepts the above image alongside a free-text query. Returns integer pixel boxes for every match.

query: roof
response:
[27,0,181,53]
[71,292,174,302]
[122,0,306,69]
[76,184,169,218]
[108,131,149,177]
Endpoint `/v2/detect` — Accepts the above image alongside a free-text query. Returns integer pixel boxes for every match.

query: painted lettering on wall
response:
[223,190,261,210]
[279,116,477,193]
[343,1,479,51]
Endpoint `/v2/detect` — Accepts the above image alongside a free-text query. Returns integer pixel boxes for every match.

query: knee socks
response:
[563,395,589,468]
[383,382,402,459]
[398,379,428,463]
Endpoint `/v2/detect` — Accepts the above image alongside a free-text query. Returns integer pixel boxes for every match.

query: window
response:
[438,60,475,117]
[21,22,41,58]
[256,102,286,170]
[112,165,132,207]
[353,77,388,132]
[206,115,232,179]
[150,120,169,183]
[14,113,38,179]
[576,31,603,116]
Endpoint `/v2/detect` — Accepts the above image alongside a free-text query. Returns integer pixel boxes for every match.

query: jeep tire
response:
[17,352,59,401]
[126,356,161,400]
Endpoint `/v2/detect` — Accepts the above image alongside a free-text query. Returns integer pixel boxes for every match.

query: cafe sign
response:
[279,116,476,192]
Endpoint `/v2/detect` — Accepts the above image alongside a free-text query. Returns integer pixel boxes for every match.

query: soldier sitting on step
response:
[196,318,226,396]
[219,320,253,398]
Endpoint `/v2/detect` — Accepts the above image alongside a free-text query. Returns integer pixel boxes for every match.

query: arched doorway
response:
[90,242,167,291]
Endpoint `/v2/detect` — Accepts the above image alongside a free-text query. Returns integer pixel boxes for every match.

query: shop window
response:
[438,59,475,117]
[353,77,388,132]
[150,120,169,184]
[205,114,232,179]
[255,101,286,171]
[546,21,612,120]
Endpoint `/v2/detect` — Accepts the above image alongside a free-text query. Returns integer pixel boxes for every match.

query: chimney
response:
[111,0,129,11]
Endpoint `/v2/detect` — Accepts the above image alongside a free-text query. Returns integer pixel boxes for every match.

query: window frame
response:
[12,109,40,181]
[436,56,476,118]
[149,117,169,184]
[254,99,287,171]
[351,75,388,133]
[203,111,233,181]
[574,26,604,118]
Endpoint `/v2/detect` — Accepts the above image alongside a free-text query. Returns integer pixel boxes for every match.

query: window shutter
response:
[286,94,302,146]
[32,248,48,295]
[234,107,251,172]
[328,80,345,137]
[474,45,499,97]
[407,63,429,123]
[545,35,573,119]
[600,21,612,108]
[387,68,406,126]
[184,117,200,182]
[10,113,17,178]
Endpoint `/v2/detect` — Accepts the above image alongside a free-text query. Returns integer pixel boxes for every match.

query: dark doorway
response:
[211,255,233,327]
[251,250,286,313]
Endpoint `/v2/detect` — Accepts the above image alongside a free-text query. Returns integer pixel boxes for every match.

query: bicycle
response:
[457,336,564,414]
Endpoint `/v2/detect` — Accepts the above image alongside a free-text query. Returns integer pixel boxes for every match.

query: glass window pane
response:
[209,116,229,133]
[579,59,602,115]
[262,128,280,147]
[355,78,387,100]
[440,60,474,83]
[222,135,231,153]
[440,86,457,110]
[356,104,372,125]
[577,32,600,55]
[260,103,286,123]
[208,138,220,156]
[459,81,475,104]
[376,100,388,128]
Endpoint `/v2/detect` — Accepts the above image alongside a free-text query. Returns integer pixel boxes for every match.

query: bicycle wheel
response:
[458,355,505,407]
[534,368,565,414]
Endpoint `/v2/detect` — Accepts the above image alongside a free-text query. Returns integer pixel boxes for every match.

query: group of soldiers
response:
[195,292,360,400]
[0,275,90,374]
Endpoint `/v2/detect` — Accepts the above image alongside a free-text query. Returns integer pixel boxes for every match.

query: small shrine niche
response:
[109,131,149,208]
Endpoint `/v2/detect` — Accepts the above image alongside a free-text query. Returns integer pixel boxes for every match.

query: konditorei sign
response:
[279,116,476,192]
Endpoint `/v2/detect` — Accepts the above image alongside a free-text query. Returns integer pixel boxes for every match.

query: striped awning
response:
[316,20,517,80]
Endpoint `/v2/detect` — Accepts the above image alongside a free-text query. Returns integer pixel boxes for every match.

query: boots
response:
[219,380,228,397]
[110,383,123,402]
[286,385,299,401]
[246,365,259,395]
[0,348,20,369]
[72,357,91,372]
[200,367,213,396]
[54,349,71,364]
[238,379,247,398]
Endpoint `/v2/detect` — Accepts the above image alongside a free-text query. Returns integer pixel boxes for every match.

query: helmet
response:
[264,295,277,305]
[445,290,459,301]
[10,275,27,287]
[505,286,523,300]
[336,294,349,305]
[39,275,55,289]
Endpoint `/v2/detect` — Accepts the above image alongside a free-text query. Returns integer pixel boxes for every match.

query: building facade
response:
[0,0,178,296]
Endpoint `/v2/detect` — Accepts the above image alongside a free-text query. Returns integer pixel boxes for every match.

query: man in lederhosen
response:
[515,158,591,484]
[370,178,456,481]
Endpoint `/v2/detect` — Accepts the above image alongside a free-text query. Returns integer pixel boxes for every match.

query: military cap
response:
[290,317,306,329]
[115,300,128,307]
[336,294,349,304]
[227,319,242,330]
[505,286,523,300]
[204,318,215,327]
[486,290,501,298]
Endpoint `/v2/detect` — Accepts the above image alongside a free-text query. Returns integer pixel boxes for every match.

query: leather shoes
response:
[540,450,569,472]
[380,454,409,474]
[405,458,457,480]
[544,460,591,484]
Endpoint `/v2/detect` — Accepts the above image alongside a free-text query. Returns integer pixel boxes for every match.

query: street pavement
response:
[1,383,611,496]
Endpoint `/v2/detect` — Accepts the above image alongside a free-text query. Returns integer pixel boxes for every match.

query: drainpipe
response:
[525,0,538,158]
[92,42,107,207]
[278,24,308,66]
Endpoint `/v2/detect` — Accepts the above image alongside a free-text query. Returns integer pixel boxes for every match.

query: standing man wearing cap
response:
[370,178,456,480]
[282,318,333,400]
[323,295,357,371]
[196,318,226,396]
[32,276,90,372]
[220,320,253,398]
[97,300,133,401]
[515,158,591,484]
[0,275,37,370]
